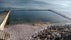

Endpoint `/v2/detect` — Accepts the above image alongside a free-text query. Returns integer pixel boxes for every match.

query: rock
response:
[31,24,71,40]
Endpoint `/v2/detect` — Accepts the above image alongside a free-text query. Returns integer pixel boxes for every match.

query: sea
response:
[0,10,71,24]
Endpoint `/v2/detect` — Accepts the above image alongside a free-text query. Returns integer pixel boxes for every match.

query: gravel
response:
[4,24,43,40]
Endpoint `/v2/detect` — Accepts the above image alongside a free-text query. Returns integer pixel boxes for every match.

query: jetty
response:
[0,10,10,40]
[0,10,10,30]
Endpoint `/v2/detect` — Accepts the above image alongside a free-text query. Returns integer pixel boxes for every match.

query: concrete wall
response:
[0,11,10,30]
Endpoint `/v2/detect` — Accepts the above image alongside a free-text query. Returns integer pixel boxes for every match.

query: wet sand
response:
[5,24,44,40]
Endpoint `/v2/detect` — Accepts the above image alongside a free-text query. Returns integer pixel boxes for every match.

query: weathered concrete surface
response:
[0,12,7,24]
[0,30,10,40]
[5,24,44,40]
[0,11,10,30]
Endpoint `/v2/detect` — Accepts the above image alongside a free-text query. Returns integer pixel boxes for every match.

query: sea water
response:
[0,10,71,24]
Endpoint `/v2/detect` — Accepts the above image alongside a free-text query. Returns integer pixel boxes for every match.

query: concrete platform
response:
[5,24,44,40]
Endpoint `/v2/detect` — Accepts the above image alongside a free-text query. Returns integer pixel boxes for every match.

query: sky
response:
[0,0,71,18]
[0,0,71,9]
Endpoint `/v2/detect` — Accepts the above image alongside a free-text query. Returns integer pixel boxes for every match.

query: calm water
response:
[0,0,71,24]
[0,10,71,24]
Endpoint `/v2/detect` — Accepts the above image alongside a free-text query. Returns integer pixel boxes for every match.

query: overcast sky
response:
[0,0,71,18]
[0,0,71,9]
